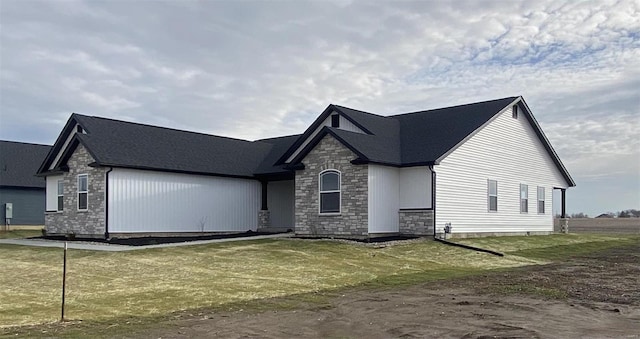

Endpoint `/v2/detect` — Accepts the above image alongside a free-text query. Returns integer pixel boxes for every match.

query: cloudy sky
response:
[1,0,638,216]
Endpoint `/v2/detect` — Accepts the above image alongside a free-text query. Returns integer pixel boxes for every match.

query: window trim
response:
[487,179,498,212]
[537,186,545,214]
[512,104,518,119]
[319,169,341,215]
[520,184,528,213]
[57,179,64,212]
[77,174,89,211]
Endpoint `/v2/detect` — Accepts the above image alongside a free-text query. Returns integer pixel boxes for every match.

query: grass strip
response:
[507,236,639,261]
[0,230,42,239]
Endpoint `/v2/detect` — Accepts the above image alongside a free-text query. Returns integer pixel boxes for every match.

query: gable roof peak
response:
[390,96,518,117]
[332,104,385,118]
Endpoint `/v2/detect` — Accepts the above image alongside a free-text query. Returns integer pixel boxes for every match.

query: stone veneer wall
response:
[45,144,107,237]
[258,210,271,229]
[399,209,434,235]
[295,135,368,237]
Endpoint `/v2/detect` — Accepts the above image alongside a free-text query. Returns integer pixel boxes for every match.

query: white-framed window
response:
[488,179,498,212]
[520,184,528,213]
[57,180,64,212]
[319,170,341,214]
[77,174,88,211]
[537,186,545,214]
[512,104,518,119]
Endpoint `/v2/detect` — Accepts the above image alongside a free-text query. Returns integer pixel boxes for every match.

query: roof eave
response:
[275,104,377,165]
[518,97,576,187]
[288,127,369,166]
[50,135,102,171]
[98,163,259,180]
[431,96,576,188]
[331,106,374,134]
[0,184,46,190]
[434,98,518,165]
[36,114,90,175]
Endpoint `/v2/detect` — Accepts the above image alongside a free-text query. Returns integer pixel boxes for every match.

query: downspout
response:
[430,165,436,237]
[104,167,113,239]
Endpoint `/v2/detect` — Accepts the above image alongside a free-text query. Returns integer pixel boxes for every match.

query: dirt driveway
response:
[130,244,639,339]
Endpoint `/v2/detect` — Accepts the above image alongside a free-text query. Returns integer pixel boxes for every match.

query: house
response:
[0,140,52,230]
[37,96,575,238]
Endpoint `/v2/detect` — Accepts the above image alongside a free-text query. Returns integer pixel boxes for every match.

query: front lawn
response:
[0,234,635,329]
[0,230,41,239]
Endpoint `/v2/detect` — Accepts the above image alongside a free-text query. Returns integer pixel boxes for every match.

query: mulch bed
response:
[30,231,287,246]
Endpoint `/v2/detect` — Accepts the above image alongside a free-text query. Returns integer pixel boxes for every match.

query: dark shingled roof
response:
[332,105,397,137]
[283,96,574,187]
[331,105,402,164]
[41,115,274,178]
[37,96,574,186]
[285,97,517,166]
[0,141,51,188]
[331,128,401,165]
[253,134,300,175]
[393,97,518,164]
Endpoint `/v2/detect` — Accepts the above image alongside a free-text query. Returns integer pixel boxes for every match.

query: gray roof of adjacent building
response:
[0,140,51,188]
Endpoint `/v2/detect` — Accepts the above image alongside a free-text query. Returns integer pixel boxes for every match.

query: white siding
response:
[268,180,294,228]
[108,168,260,233]
[334,115,364,133]
[45,175,63,211]
[399,167,432,208]
[286,112,365,162]
[368,165,399,233]
[435,105,569,234]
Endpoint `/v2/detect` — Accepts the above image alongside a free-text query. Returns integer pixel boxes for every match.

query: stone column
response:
[560,218,569,233]
[258,210,271,229]
[398,209,434,236]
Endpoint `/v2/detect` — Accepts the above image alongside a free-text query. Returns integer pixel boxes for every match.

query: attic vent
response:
[77,125,83,133]
[512,105,518,119]
[331,114,340,128]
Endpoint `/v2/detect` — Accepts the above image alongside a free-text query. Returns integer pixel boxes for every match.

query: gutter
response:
[104,167,113,239]
[430,165,436,237]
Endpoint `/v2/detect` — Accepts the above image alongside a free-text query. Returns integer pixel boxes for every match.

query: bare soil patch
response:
[129,243,640,339]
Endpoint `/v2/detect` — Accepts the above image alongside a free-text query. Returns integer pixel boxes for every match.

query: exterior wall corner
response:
[399,209,434,235]
[44,144,106,237]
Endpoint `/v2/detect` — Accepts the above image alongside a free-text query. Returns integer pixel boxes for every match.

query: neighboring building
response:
[0,140,52,229]
[37,96,575,238]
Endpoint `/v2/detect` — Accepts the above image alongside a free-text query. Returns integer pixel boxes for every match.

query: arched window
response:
[319,170,341,214]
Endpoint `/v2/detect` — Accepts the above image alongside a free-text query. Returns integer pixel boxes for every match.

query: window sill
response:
[319,213,341,217]
[77,210,89,213]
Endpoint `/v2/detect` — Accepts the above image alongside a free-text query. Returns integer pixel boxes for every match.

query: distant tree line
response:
[601,209,640,218]
[556,209,640,218]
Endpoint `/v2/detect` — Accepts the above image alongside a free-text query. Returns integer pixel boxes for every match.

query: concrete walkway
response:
[0,233,294,252]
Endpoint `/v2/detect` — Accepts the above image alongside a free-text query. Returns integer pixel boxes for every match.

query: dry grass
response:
[0,230,41,239]
[0,234,630,328]
[455,233,632,253]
